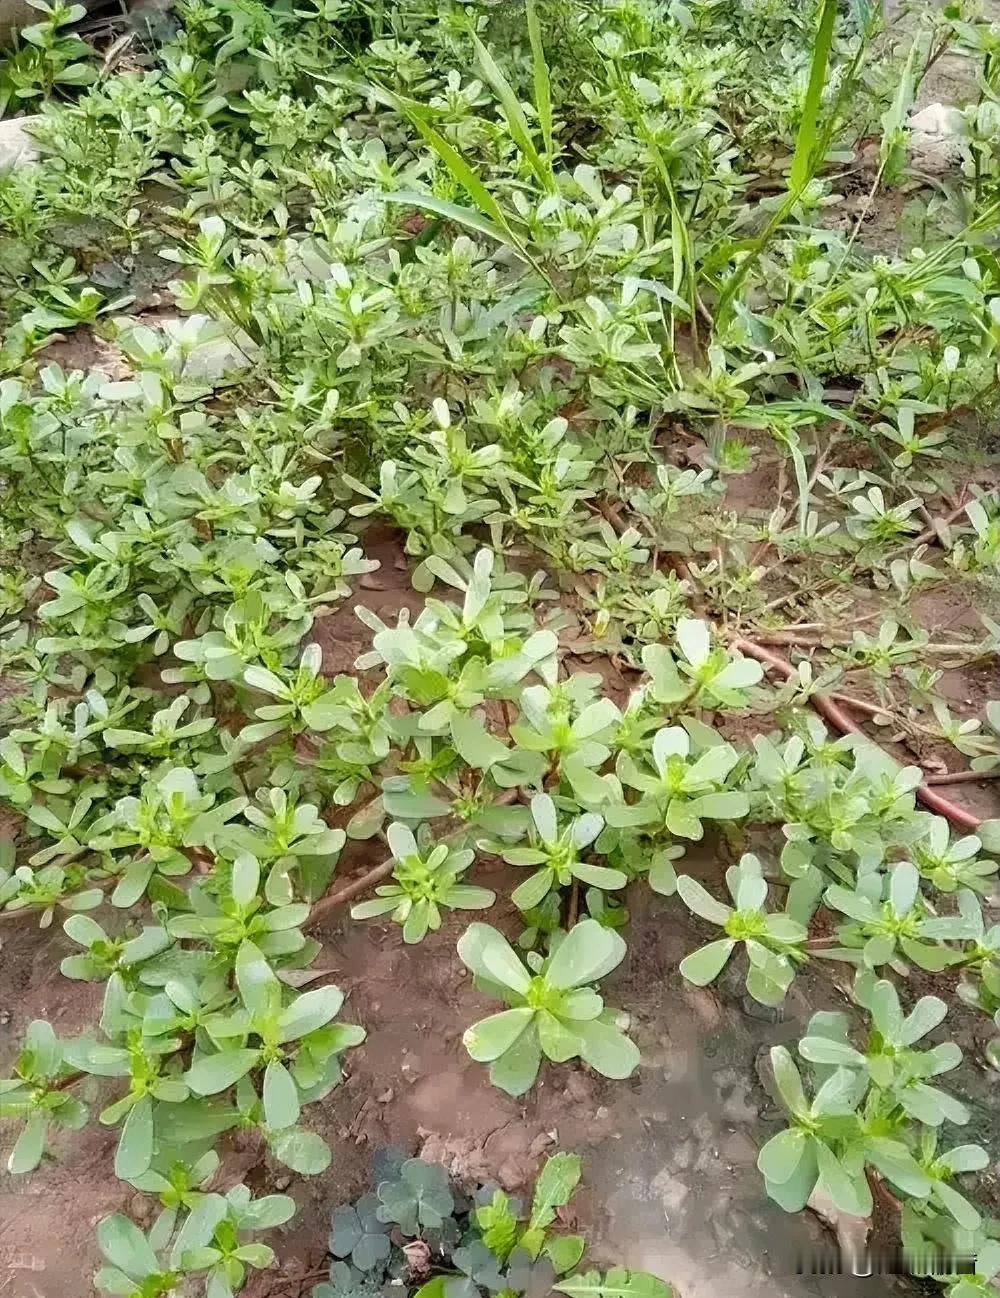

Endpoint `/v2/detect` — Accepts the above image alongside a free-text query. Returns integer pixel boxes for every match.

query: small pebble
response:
[129,1194,152,1223]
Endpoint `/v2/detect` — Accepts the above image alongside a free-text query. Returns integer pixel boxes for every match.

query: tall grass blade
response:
[401,110,514,237]
[471,29,551,189]
[525,0,553,163]
[788,0,838,193]
[714,8,868,325]
[380,192,514,249]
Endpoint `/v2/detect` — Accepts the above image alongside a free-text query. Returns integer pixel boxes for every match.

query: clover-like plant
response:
[351,821,495,943]
[676,854,808,1006]
[458,920,639,1096]
[376,1156,454,1235]
[330,1194,393,1271]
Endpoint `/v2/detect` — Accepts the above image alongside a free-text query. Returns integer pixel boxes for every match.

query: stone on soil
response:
[0,115,42,169]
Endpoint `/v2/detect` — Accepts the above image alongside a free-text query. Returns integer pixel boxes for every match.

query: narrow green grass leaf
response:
[525,0,553,162]
[788,0,838,193]
[381,192,512,249]
[471,29,550,188]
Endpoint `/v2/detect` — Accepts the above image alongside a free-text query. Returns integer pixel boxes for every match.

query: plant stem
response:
[924,769,1000,787]
[566,878,580,929]
[828,692,894,719]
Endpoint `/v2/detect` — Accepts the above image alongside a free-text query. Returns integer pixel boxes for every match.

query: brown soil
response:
[4,525,1000,1298]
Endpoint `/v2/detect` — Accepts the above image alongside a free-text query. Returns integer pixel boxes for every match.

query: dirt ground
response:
[5,809,1000,1298]
[4,503,1000,1298]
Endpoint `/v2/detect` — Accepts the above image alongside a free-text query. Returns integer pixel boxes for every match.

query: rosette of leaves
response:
[489,793,625,912]
[910,816,999,895]
[94,1187,294,1298]
[934,891,1000,1062]
[166,852,314,963]
[179,940,364,1173]
[375,1156,455,1235]
[756,1045,873,1215]
[350,822,495,943]
[329,1194,392,1272]
[751,731,924,877]
[796,980,970,1138]
[607,726,748,841]
[641,619,763,710]
[821,862,965,972]
[458,921,639,1096]
[166,1185,295,1298]
[507,679,622,803]
[0,1020,88,1173]
[676,855,808,1006]
[905,1128,989,1232]
[841,976,970,1128]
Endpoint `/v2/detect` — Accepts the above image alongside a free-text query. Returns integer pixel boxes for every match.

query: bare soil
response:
[5,512,1000,1297]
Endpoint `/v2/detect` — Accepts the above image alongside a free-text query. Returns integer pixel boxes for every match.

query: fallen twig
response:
[924,769,1000,787]
[909,494,974,549]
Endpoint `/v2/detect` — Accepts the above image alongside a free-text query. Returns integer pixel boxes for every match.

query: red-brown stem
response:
[566,878,580,929]
[828,692,894,719]
[605,502,986,832]
[733,637,983,831]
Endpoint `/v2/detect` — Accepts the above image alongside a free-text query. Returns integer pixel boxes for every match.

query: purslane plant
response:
[676,854,809,1006]
[3,0,1000,1287]
[458,921,639,1095]
[486,793,625,912]
[351,821,495,943]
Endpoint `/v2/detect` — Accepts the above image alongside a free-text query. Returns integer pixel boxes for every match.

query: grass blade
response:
[525,0,553,163]
[380,192,513,249]
[363,79,552,282]
[788,0,838,193]
[403,110,514,235]
[471,29,551,189]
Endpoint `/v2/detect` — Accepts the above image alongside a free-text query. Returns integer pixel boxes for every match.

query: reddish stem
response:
[566,878,580,929]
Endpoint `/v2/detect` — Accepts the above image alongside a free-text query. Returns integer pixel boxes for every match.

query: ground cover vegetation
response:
[2,0,1000,1291]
